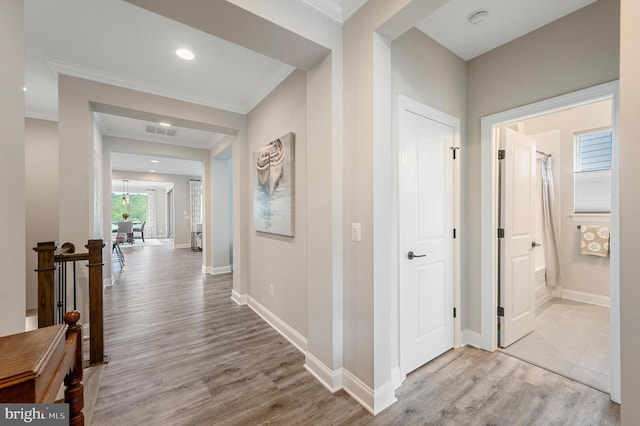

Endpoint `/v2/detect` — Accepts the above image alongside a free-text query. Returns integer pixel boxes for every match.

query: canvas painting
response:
[253,132,295,236]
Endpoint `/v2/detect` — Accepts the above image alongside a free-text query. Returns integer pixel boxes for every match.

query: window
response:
[574,129,612,213]
[111,192,148,222]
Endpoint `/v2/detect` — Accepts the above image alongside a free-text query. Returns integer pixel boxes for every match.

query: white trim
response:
[247,296,307,353]
[295,0,368,24]
[480,80,620,401]
[536,293,553,309]
[304,352,343,393]
[395,95,463,373]
[561,289,611,308]
[205,265,232,275]
[173,243,191,249]
[570,214,610,223]
[48,59,295,115]
[342,369,397,415]
[462,329,483,349]
[230,289,248,305]
[82,323,90,340]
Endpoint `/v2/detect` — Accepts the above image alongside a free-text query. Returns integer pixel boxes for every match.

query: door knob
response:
[407,251,426,260]
[531,241,542,248]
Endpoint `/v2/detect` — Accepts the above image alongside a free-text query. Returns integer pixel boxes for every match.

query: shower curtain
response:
[539,156,561,286]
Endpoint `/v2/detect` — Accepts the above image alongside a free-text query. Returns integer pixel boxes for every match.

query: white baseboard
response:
[304,352,343,393]
[230,289,248,305]
[210,265,232,275]
[343,369,397,415]
[561,289,610,308]
[174,243,190,249]
[247,296,307,353]
[391,366,404,390]
[463,329,484,349]
[536,292,553,309]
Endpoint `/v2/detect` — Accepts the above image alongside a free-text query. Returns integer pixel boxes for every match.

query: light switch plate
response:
[351,223,362,242]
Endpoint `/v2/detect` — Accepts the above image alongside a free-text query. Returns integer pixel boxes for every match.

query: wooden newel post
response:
[64,311,84,426]
[86,239,105,365]
[33,241,58,328]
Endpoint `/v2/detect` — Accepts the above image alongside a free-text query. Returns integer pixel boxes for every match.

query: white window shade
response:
[574,169,611,213]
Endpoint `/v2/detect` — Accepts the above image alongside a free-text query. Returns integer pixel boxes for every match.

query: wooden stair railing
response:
[0,311,85,426]
[34,239,105,365]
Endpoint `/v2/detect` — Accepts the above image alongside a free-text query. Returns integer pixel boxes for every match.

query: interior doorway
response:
[480,81,620,401]
[396,96,461,381]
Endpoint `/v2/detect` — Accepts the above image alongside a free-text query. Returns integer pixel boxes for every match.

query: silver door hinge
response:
[453,307,457,318]
[497,306,505,317]
[497,228,505,238]
[498,150,505,160]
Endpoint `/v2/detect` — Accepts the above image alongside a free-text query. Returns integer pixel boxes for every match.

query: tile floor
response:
[501,298,610,392]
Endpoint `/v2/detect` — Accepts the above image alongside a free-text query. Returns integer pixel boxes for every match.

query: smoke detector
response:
[468,9,489,25]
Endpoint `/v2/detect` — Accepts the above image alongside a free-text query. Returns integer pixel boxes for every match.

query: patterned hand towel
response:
[580,225,609,257]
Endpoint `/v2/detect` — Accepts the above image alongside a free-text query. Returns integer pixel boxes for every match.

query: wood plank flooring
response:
[91,246,619,425]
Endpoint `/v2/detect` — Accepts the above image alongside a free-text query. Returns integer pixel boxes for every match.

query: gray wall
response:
[25,118,59,310]
[392,28,466,120]
[211,158,232,270]
[0,0,26,336]
[465,0,620,332]
[246,69,308,337]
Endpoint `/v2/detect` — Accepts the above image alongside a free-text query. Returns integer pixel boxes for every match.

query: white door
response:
[400,107,455,375]
[499,127,536,347]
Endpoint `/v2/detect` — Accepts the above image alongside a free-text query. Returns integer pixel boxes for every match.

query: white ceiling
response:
[24,0,294,120]
[415,0,597,60]
[111,152,203,177]
[112,178,174,194]
[24,0,598,176]
[95,113,226,150]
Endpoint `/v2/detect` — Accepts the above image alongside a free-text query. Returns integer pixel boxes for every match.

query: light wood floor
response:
[91,246,619,425]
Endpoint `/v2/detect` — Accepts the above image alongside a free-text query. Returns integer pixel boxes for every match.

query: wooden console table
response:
[0,311,84,425]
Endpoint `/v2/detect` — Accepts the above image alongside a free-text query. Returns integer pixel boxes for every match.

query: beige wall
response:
[392,28,466,120]
[522,101,613,298]
[25,118,59,310]
[466,0,620,332]
[0,0,26,337]
[246,69,308,336]
[211,158,232,270]
[620,0,640,421]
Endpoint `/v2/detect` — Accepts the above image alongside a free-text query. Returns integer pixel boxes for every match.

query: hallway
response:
[91,246,619,425]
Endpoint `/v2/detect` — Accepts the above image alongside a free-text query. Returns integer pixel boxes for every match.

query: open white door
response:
[499,127,536,347]
[400,107,455,375]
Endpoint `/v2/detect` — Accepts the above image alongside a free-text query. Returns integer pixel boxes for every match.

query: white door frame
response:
[394,95,462,385]
[479,81,620,402]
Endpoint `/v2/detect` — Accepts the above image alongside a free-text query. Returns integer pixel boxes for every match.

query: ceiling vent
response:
[145,125,177,136]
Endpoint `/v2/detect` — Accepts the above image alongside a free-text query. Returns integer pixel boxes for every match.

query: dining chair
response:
[117,221,134,244]
[133,221,146,243]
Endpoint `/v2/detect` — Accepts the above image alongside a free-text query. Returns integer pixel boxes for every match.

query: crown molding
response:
[47,58,276,115]
[295,0,367,24]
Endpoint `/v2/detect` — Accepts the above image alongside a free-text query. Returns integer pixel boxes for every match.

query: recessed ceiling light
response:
[151,160,159,163]
[22,87,27,92]
[150,170,156,173]
[175,48,195,61]
[158,122,171,127]
[468,9,489,25]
